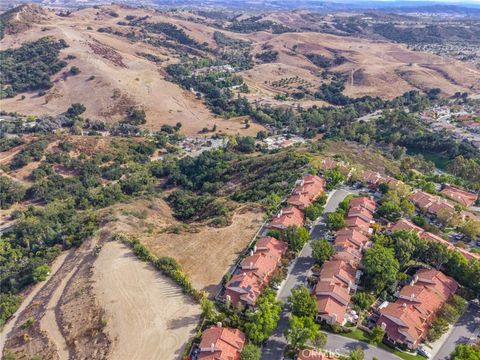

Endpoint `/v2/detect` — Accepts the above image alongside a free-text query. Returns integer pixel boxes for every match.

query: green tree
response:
[244,291,282,344]
[32,264,50,282]
[66,103,86,117]
[348,347,365,360]
[200,296,218,323]
[352,292,375,310]
[427,317,449,342]
[326,211,345,231]
[377,201,402,222]
[0,176,26,209]
[305,203,322,221]
[312,331,328,349]
[459,220,480,240]
[370,325,385,345]
[450,344,480,360]
[288,286,317,318]
[284,315,319,350]
[283,226,310,253]
[324,167,346,190]
[362,244,399,294]
[311,239,334,266]
[240,343,261,360]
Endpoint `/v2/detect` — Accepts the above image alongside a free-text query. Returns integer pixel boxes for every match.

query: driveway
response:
[433,303,480,360]
[261,188,359,360]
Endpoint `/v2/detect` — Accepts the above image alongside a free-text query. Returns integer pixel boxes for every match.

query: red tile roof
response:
[410,191,455,217]
[378,269,458,349]
[391,219,424,235]
[349,196,377,213]
[199,325,246,360]
[255,236,288,260]
[225,238,286,308]
[225,272,263,307]
[288,175,326,210]
[345,216,371,233]
[269,206,304,230]
[440,185,478,207]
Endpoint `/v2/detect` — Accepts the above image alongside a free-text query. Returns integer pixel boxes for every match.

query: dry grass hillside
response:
[243,31,480,99]
[1,4,479,133]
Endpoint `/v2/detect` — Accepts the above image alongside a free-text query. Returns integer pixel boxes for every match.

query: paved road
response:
[261,188,358,360]
[325,333,402,360]
[434,303,480,360]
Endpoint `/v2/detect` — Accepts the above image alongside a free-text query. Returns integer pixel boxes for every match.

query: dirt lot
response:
[104,197,265,296]
[93,240,200,360]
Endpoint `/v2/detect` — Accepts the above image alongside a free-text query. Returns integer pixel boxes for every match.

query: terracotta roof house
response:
[345,216,371,234]
[225,238,286,308]
[410,191,456,218]
[315,280,351,326]
[268,207,304,230]
[336,228,370,243]
[240,252,278,280]
[224,272,263,308]
[440,185,478,208]
[362,170,385,188]
[391,219,424,235]
[319,260,360,288]
[334,229,369,251]
[298,350,338,360]
[348,206,374,223]
[377,269,458,349]
[288,175,326,210]
[410,191,436,210]
[198,324,246,360]
[254,236,288,260]
[349,196,377,213]
[332,248,363,262]
[427,201,455,217]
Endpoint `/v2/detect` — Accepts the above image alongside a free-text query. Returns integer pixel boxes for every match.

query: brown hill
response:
[1,4,479,134]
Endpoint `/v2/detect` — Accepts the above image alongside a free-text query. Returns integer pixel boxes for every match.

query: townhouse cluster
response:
[377,268,458,349]
[224,174,326,309]
[269,175,326,231]
[315,196,377,326]
[410,189,478,223]
[392,218,480,261]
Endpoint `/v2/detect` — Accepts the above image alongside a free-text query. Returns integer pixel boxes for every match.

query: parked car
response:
[418,345,432,359]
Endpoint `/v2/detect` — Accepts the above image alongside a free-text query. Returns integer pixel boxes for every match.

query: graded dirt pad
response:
[104,197,264,296]
[93,241,201,360]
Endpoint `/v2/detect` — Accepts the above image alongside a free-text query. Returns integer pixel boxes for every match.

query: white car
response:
[417,346,432,359]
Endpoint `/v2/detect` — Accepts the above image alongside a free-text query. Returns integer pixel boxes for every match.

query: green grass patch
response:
[407,149,450,170]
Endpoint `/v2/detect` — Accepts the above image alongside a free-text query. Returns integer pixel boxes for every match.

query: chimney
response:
[249,262,253,270]
[410,280,415,287]
[216,322,222,328]
[253,245,257,253]
[402,303,407,308]
[410,293,415,301]
[249,250,254,256]
[413,275,419,284]
[381,322,387,330]
[210,343,215,353]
